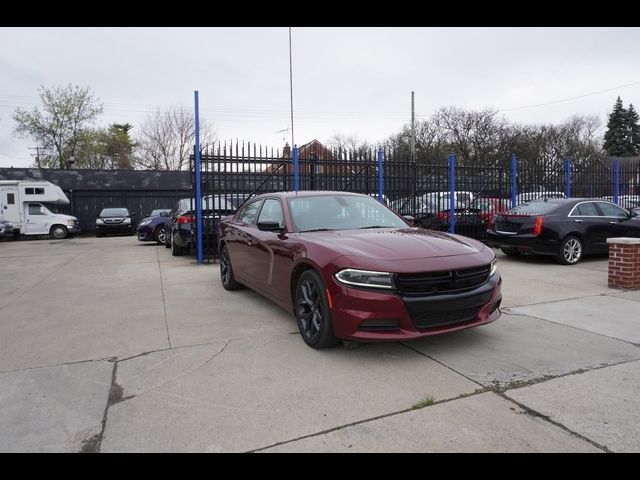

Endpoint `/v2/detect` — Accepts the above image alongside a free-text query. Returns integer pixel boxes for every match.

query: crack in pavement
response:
[155,246,172,349]
[502,310,640,348]
[250,340,616,453]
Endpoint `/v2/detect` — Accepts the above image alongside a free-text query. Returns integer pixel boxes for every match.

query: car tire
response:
[295,270,340,349]
[220,245,243,290]
[501,247,525,257]
[164,229,171,248]
[155,227,167,245]
[556,236,583,265]
[171,233,182,256]
[50,225,68,239]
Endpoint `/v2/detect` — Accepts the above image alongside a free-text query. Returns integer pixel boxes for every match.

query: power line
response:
[499,80,640,112]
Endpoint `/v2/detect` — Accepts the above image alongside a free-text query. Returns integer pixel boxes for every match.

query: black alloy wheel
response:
[220,245,242,290]
[295,270,339,348]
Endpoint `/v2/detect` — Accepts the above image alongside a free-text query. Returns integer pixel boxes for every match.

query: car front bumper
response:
[96,224,133,234]
[327,273,502,341]
[137,225,155,241]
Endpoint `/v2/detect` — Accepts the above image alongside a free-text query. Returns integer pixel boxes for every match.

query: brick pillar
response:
[607,237,640,290]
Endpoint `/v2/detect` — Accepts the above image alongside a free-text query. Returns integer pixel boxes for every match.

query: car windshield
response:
[150,209,170,217]
[288,195,407,232]
[100,208,129,217]
[506,202,560,215]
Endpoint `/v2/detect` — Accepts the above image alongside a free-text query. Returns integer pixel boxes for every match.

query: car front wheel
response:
[220,245,243,290]
[50,225,68,239]
[295,270,340,349]
[155,227,166,245]
[557,236,583,265]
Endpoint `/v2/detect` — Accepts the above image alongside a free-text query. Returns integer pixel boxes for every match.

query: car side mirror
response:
[403,215,415,226]
[257,221,284,232]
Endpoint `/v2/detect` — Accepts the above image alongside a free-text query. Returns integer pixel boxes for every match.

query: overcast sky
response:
[1,27,640,167]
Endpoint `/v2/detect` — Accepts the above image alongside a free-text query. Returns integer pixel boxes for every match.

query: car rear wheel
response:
[556,236,583,265]
[50,225,68,239]
[164,229,171,248]
[154,227,166,245]
[295,270,340,349]
[171,233,183,256]
[501,247,525,257]
[220,245,243,290]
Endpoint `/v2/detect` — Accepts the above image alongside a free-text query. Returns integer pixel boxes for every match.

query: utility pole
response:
[289,27,295,148]
[29,146,47,168]
[411,91,416,163]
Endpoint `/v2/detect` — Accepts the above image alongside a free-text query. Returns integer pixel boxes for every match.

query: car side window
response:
[597,202,628,218]
[28,203,44,215]
[258,199,284,226]
[574,202,599,216]
[238,200,264,225]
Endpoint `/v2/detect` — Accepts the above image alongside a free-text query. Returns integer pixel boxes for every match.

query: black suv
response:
[96,208,138,237]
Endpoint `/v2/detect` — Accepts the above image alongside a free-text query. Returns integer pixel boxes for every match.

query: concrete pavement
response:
[0,236,638,452]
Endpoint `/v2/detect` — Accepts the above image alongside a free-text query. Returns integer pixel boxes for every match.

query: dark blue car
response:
[136,209,172,245]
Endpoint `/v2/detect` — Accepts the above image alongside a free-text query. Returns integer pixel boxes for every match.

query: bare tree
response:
[134,107,215,170]
[326,132,372,158]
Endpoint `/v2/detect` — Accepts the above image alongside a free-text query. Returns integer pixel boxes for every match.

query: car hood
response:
[56,214,78,221]
[300,228,486,260]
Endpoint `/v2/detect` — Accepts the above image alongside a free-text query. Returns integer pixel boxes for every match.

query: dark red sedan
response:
[218,191,502,348]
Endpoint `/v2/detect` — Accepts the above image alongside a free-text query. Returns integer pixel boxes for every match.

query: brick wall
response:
[607,238,640,290]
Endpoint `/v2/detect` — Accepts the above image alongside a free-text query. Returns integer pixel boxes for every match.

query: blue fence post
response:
[614,159,620,204]
[564,157,571,198]
[449,153,456,234]
[293,145,299,192]
[194,90,203,266]
[377,147,384,202]
[511,153,517,209]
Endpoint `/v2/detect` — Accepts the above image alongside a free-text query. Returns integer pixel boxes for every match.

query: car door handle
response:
[573,219,582,223]
[609,221,617,224]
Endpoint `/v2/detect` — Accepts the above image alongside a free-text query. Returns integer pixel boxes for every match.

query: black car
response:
[136,209,171,245]
[486,198,640,264]
[165,196,240,256]
[95,208,138,237]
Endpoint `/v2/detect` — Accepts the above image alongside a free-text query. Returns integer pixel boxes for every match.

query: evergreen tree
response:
[603,96,629,156]
[625,103,640,155]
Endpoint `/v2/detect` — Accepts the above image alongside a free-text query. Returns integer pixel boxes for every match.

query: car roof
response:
[251,191,370,199]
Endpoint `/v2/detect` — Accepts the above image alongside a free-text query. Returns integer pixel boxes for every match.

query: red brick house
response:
[271,139,354,175]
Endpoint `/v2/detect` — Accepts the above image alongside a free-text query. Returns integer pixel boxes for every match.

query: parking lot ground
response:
[1,236,639,452]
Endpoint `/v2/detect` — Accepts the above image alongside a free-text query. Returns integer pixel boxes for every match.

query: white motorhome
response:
[0,180,80,239]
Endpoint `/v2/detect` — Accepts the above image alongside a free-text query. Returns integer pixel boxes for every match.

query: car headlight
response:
[335,269,393,289]
[96,219,104,225]
[123,218,131,224]
[490,256,497,277]
[67,219,75,225]
[138,220,151,227]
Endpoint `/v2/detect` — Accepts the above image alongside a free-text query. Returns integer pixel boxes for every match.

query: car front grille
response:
[411,307,482,329]
[395,265,490,296]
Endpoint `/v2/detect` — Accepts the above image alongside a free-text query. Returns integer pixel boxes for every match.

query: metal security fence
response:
[191,142,640,262]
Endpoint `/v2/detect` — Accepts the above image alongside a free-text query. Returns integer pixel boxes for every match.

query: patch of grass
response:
[412,395,435,410]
